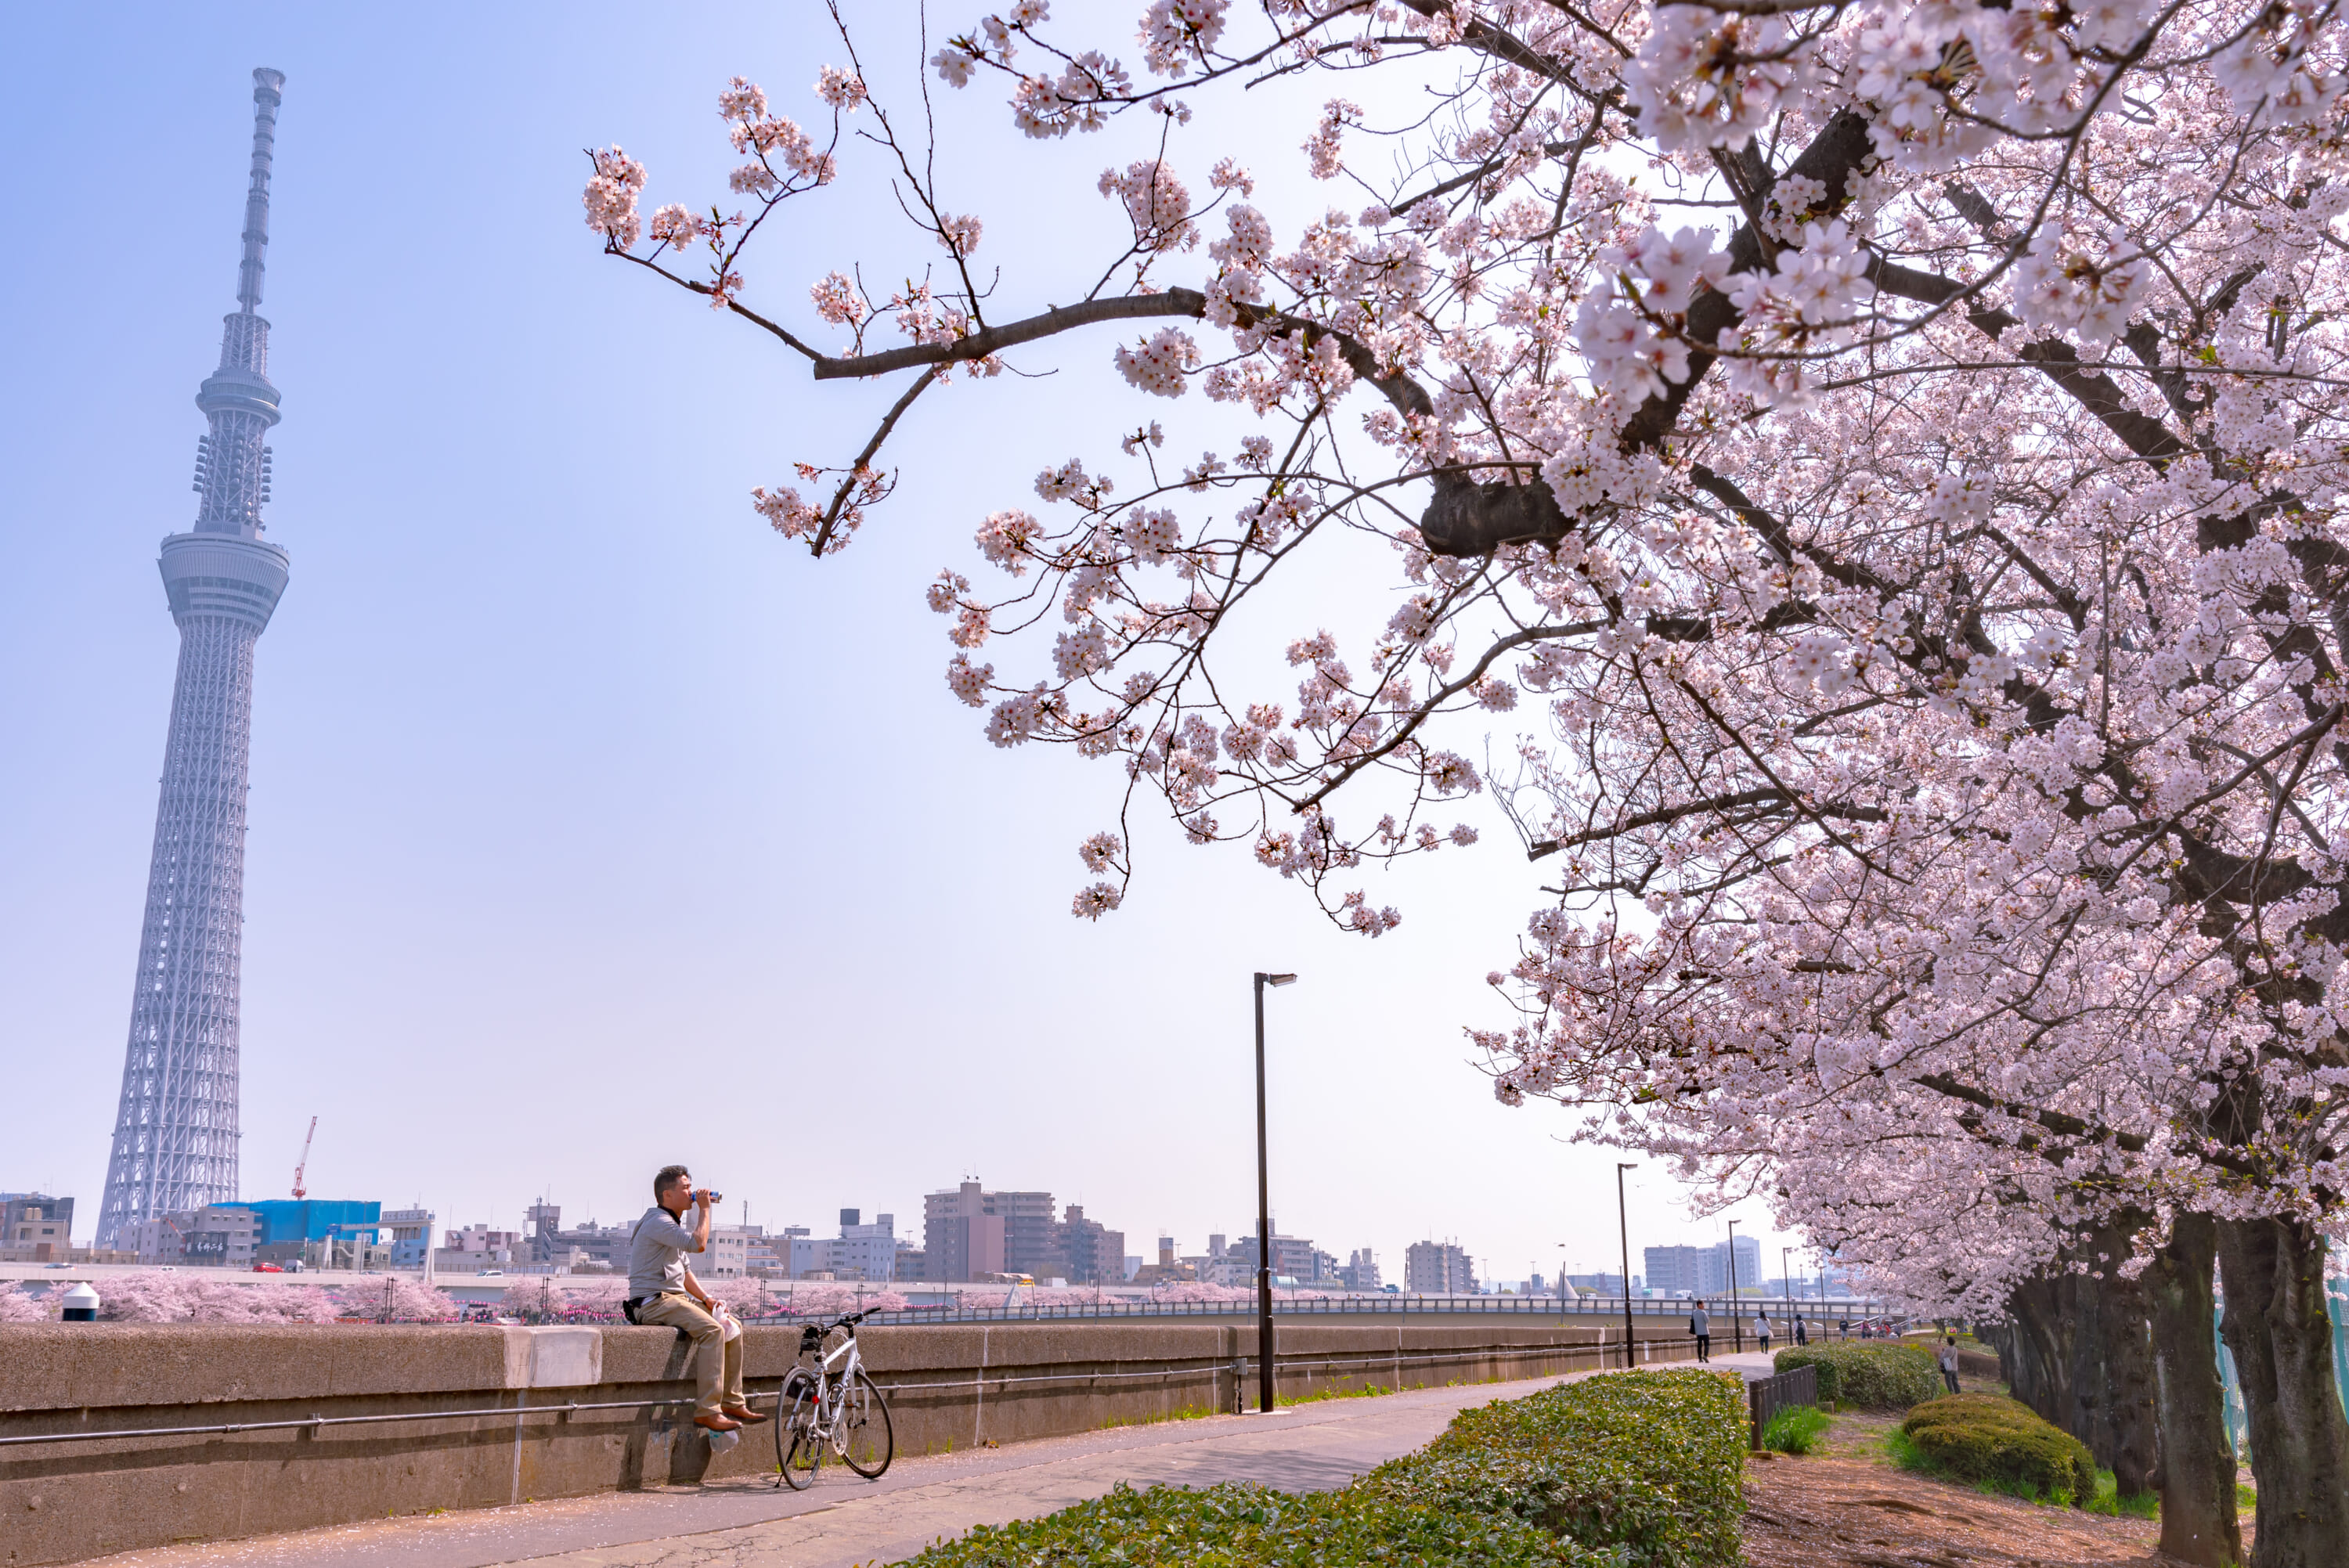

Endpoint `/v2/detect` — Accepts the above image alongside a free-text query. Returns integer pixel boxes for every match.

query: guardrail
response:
[1746,1362,1819,1448]
[604,1295,1893,1328]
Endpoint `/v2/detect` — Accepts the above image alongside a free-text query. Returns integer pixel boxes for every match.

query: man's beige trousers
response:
[637,1292,745,1418]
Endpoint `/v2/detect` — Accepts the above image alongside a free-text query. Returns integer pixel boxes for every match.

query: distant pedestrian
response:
[1690,1299,1711,1363]
[1938,1335,1961,1394]
[1755,1310,1770,1354]
[1838,1317,1850,1339]
[1793,1314,1808,1346]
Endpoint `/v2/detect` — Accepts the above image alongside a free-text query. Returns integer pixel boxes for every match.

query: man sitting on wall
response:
[627,1164,765,1432]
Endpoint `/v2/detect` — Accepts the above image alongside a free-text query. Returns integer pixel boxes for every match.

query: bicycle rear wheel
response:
[775,1372,821,1489]
[835,1370,894,1478]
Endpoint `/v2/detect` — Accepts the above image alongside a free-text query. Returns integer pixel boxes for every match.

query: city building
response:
[1567,1272,1629,1295]
[236,1199,382,1256]
[381,1209,435,1270]
[1132,1235,1196,1287]
[0,1195,75,1263]
[96,72,297,1248]
[1056,1205,1126,1286]
[434,1224,521,1274]
[1642,1236,1763,1296]
[1341,1249,1382,1292]
[787,1210,906,1280]
[997,1191,1065,1281]
[705,1227,752,1278]
[918,1182,1128,1284]
[1182,1234,1254,1287]
[1405,1240,1478,1294]
[923,1183,1007,1281]
[834,1211,905,1279]
[521,1202,633,1273]
[1222,1231,1322,1285]
[1642,1246,1703,1295]
[122,1206,258,1267]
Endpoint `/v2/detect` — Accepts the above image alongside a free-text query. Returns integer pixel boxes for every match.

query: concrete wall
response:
[0,1319,1693,1565]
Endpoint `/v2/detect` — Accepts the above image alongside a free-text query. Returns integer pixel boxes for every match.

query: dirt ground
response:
[1740,1408,2206,1568]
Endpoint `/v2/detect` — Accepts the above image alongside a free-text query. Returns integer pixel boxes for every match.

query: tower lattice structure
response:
[96,70,294,1248]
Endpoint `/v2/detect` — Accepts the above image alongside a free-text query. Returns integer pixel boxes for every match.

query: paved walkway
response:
[85,1354,1776,1568]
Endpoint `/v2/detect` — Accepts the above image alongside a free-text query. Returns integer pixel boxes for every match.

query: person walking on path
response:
[1754,1310,1771,1354]
[1938,1335,1961,1395]
[1793,1314,1808,1346]
[626,1164,767,1433]
[1689,1299,1711,1363]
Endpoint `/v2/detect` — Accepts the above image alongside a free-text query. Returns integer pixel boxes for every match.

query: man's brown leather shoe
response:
[721,1406,770,1426]
[693,1413,742,1431]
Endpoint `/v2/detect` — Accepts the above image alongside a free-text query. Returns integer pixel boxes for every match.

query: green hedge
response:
[1772,1342,1940,1408]
[886,1482,1614,1568]
[1362,1369,1747,1567]
[1897,1393,2097,1505]
[893,1370,1746,1568]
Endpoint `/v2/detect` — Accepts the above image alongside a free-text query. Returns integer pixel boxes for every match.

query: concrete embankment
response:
[0,1319,1694,1565]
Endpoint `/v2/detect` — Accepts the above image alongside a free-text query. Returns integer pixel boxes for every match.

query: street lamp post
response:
[1727,1221,1745,1354]
[1615,1164,1637,1370]
[1253,971,1297,1415]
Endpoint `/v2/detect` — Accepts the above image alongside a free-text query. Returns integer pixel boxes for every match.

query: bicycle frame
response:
[783,1318,864,1454]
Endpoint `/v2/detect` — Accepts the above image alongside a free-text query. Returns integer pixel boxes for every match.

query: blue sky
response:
[0,4,1810,1287]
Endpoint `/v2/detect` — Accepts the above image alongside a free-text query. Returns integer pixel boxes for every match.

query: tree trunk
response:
[2068,1224,2160,1499]
[2004,1274,2073,1426]
[2215,1213,2349,1568]
[2147,1213,2244,1567]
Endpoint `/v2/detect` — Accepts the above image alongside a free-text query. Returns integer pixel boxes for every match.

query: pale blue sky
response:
[0,5,1810,1287]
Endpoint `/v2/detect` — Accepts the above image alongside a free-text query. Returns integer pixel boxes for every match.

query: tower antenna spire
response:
[237,69,285,316]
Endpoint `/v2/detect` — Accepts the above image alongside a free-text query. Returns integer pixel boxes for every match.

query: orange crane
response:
[292,1116,317,1200]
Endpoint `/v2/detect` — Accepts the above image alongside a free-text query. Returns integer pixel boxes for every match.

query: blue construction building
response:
[212,1199,381,1252]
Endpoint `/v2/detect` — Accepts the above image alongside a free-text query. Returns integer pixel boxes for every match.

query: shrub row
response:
[884,1482,1613,1568]
[1771,1342,1940,1408]
[1896,1393,2097,1505]
[1362,1368,1748,1566]
[893,1369,1747,1568]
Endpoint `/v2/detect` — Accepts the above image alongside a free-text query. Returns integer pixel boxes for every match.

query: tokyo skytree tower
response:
[96,70,293,1247]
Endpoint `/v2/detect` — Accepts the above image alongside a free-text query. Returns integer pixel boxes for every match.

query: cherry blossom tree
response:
[334,1277,460,1323]
[95,1271,341,1324]
[0,1284,54,1324]
[588,2,2349,1552]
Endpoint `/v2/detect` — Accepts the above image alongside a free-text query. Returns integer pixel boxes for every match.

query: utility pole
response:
[1727,1220,1745,1354]
[1252,971,1296,1414]
[1615,1164,1637,1369]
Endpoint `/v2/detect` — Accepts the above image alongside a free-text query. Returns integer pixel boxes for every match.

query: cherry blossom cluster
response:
[595,0,2349,1381]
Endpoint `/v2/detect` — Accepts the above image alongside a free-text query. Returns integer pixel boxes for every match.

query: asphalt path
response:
[80,1353,1777,1568]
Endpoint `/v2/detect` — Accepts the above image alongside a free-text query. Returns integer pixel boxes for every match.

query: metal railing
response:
[620,1295,1892,1328]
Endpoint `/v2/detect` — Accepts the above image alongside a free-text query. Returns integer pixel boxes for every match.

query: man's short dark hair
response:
[654,1164,691,1201]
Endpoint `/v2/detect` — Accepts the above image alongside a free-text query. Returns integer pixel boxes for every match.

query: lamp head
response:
[1260,972,1298,987]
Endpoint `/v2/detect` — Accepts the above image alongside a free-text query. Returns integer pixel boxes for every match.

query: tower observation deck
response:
[96,70,293,1247]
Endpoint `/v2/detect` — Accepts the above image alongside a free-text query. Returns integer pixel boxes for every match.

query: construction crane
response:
[291,1116,317,1200]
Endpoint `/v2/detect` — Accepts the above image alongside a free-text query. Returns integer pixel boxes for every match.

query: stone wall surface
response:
[0,1319,1688,1566]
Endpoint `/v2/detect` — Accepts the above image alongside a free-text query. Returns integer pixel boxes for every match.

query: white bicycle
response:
[774,1310,893,1487]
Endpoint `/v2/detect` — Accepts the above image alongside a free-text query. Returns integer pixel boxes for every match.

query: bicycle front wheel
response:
[835,1370,893,1479]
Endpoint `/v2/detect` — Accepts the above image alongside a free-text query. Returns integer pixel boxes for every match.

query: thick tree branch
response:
[810,288,1437,421]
